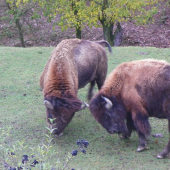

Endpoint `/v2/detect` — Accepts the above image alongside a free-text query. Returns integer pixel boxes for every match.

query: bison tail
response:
[95,40,112,53]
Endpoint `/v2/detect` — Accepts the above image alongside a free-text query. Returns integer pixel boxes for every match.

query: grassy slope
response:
[0,46,170,170]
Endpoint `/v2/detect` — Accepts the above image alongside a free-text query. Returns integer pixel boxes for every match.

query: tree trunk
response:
[101,21,114,45]
[100,19,123,46]
[76,25,81,39]
[72,0,81,39]
[15,19,25,47]
[99,0,114,45]
[6,2,26,47]
[113,22,123,46]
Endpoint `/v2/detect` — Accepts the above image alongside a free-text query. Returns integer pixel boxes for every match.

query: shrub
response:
[0,119,89,170]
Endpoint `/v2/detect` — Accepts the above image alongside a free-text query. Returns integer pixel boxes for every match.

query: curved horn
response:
[101,96,113,109]
[80,102,89,110]
[44,100,54,109]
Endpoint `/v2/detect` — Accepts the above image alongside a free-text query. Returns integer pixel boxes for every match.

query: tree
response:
[4,0,34,47]
[38,0,88,39]
[87,0,163,45]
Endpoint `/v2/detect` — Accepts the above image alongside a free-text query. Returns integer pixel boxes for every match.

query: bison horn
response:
[101,96,113,109]
[80,102,89,110]
[44,100,54,109]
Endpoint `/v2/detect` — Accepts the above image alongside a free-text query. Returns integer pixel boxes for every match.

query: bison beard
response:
[89,59,170,159]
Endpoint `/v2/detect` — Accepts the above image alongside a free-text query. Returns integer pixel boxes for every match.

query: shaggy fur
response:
[40,38,111,135]
[90,59,170,158]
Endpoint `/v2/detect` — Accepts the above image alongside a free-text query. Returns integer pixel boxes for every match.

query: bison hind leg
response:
[88,75,106,101]
[87,80,96,101]
[157,119,170,159]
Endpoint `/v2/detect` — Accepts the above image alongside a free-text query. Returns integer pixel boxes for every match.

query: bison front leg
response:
[121,113,136,139]
[157,120,170,158]
[131,109,151,152]
[157,139,170,158]
[137,131,147,152]
[87,80,95,101]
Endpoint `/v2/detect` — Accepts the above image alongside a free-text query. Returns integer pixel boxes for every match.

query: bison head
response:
[43,96,83,136]
[90,94,128,135]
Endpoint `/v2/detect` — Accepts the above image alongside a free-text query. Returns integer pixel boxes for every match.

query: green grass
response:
[1,46,170,170]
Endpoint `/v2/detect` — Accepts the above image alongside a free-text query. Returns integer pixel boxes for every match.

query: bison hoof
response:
[120,134,129,139]
[137,146,150,152]
[137,146,145,152]
[156,152,168,159]
[55,132,63,138]
[156,154,164,159]
[59,132,63,137]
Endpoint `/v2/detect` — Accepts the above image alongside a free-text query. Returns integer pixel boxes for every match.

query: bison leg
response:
[122,113,136,138]
[137,131,147,152]
[157,119,170,158]
[157,98,170,158]
[96,76,105,90]
[121,115,134,139]
[88,80,95,101]
[131,108,151,152]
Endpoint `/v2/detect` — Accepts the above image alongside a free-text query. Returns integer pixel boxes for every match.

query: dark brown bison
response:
[40,38,111,136]
[90,59,170,158]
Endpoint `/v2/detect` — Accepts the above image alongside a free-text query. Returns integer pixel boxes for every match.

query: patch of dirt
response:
[121,9,170,48]
[0,2,170,48]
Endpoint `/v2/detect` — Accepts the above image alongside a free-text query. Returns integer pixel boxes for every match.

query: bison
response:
[40,38,112,136]
[89,59,170,158]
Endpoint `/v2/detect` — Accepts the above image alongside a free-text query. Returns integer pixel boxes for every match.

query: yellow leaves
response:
[7,0,31,8]
[22,0,162,31]
[38,1,44,7]
[7,0,13,4]
[76,22,81,28]
[16,0,21,7]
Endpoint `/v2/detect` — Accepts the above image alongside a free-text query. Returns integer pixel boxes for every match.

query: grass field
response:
[1,46,170,170]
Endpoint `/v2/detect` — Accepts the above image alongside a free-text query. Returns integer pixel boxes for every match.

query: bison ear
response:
[101,96,113,109]
[44,100,54,109]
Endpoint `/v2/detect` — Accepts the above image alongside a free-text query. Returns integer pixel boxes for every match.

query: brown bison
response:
[40,38,112,136]
[90,59,170,158]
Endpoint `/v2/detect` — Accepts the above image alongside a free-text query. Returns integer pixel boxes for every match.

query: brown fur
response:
[90,59,170,158]
[40,39,111,98]
[40,38,111,135]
